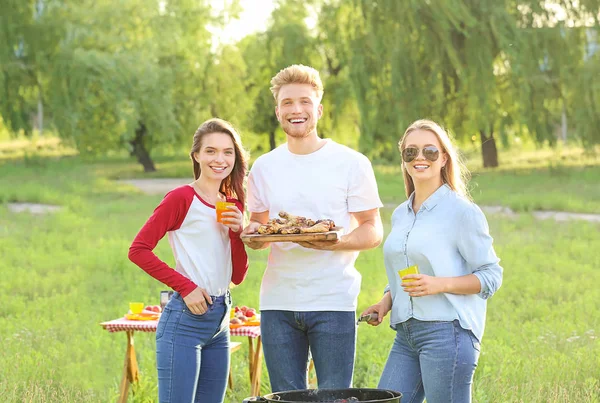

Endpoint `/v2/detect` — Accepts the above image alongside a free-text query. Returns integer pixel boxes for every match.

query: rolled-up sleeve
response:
[457,204,503,299]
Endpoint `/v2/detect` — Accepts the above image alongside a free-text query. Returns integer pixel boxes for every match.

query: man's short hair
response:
[270,64,324,102]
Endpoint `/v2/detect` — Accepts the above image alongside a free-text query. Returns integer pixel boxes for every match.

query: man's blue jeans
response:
[378,318,480,403]
[260,310,356,392]
[156,292,231,403]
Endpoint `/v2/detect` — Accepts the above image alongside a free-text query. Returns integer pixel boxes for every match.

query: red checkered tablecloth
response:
[100,317,261,338]
[100,318,159,333]
[230,325,261,338]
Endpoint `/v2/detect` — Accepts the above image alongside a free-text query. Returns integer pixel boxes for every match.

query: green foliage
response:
[0,0,62,135]
[570,33,600,146]
[319,0,516,158]
[45,0,216,157]
[1,0,600,168]
[316,0,600,162]
[49,48,177,154]
[239,0,321,151]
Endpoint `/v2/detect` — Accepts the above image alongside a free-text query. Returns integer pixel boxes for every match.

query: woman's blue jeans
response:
[378,318,481,403]
[260,310,356,392]
[156,291,231,403]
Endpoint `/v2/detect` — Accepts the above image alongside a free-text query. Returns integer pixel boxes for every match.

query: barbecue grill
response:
[243,388,402,402]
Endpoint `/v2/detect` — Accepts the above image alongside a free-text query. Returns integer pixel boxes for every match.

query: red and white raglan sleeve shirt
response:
[128,185,249,297]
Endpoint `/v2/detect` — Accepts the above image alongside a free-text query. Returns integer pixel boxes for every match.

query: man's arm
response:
[296,208,383,251]
[241,211,271,250]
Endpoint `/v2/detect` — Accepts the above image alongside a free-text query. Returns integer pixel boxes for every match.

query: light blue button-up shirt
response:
[383,184,503,341]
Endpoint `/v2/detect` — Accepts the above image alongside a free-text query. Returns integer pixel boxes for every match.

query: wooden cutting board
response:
[241,226,343,243]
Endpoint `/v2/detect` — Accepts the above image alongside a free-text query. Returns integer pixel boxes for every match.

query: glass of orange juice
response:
[216,201,235,223]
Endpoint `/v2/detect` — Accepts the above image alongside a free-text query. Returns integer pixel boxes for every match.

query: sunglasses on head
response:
[401,146,440,163]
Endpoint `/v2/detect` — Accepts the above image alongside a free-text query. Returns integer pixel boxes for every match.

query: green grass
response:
[375,145,600,213]
[1,143,599,402]
[376,162,600,213]
[4,136,599,213]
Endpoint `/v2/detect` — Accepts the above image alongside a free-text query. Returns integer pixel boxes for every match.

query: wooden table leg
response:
[247,336,254,385]
[250,336,262,397]
[117,331,140,403]
[308,358,316,388]
[228,341,242,391]
[228,370,234,390]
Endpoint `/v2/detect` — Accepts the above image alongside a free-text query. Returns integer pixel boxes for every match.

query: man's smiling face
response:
[275,83,323,139]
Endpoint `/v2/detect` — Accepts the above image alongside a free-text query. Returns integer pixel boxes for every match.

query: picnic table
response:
[100,317,262,403]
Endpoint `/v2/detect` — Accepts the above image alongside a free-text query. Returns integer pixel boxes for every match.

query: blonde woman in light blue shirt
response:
[362,119,503,403]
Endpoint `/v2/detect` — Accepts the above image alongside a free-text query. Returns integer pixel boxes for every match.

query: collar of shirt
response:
[406,183,451,213]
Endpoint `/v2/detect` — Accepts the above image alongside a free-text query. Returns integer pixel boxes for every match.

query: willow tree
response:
[319,0,530,166]
[513,1,600,148]
[317,1,412,159]
[202,45,252,128]
[320,0,600,166]
[570,32,600,146]
[0,0,62,136]
[45,0,216,172]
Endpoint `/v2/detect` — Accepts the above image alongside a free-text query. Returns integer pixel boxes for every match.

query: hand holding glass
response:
[398,265,419,286]
[216,202,235,223]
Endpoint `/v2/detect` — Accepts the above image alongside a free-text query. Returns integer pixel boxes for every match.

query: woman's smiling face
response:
[194,132,236,181]
[402,129,447,184]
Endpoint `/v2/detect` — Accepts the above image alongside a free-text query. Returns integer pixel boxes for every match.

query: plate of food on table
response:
[229,305,260,329]
[241,211,342,243]
[124,304,162,321]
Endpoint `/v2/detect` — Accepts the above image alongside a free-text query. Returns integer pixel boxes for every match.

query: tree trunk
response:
[269,129,276,151]
[561,100,567,143]
[130,123,156,172]
[479,128,499,168]
[37,91,43,136]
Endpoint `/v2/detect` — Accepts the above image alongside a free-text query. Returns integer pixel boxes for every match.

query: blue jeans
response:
[156,291,231,403]
[260,310,356,392]
[378,318,480,403]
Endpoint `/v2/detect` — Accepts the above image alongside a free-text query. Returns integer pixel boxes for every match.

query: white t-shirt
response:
[247,139,383,311]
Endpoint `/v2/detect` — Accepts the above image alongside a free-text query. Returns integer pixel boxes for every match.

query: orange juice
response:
[216,201,235,223]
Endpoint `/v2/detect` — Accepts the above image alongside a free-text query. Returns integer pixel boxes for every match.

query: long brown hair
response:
[398,119,471,200]
[189,118,249,205]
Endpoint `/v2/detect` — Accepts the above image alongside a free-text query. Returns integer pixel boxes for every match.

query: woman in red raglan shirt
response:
[128,118,249,403]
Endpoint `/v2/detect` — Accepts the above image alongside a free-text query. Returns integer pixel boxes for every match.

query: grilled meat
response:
[257,211,335,235]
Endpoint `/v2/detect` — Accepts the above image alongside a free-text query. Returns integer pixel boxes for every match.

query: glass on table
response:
[129,302,144,314]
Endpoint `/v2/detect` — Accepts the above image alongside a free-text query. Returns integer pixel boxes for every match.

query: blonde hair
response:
[398,119,471,200]
[189,118,249,206]
[270,64,324,102]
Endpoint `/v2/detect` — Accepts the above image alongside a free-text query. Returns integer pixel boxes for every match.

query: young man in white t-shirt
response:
[243,64,384,392]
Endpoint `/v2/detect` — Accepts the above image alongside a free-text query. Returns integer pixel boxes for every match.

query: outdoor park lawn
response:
[1,143,599,402]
